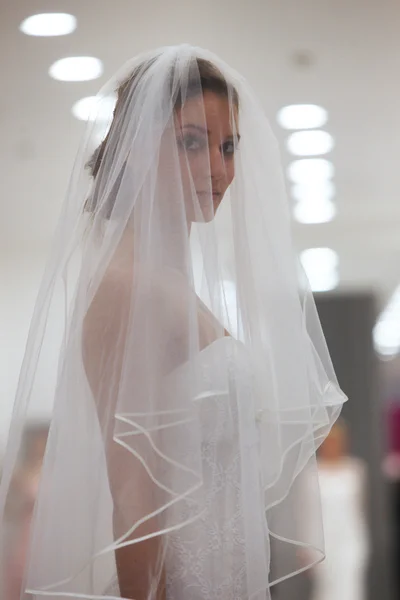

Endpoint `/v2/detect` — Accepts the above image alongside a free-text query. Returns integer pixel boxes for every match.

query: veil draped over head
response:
[0,45,346,599]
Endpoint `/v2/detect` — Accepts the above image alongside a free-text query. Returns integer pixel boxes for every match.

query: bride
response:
[0,45,346,599]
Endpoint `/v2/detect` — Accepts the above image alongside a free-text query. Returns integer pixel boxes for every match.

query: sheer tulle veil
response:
[0,44,346,599]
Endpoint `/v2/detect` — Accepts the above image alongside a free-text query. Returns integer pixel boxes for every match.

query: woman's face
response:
[319,423,348,461]
[175,90,239,222]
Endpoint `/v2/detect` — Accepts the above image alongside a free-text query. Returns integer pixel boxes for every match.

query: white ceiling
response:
[1,0,399,306]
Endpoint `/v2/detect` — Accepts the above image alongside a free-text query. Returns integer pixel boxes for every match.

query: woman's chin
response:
[187,193,224,223]
[188,204,215,224]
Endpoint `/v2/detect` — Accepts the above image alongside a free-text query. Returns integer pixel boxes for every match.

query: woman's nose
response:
[208,146,226,181]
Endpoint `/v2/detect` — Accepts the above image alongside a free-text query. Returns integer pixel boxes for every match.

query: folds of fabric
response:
[0,45,346,599]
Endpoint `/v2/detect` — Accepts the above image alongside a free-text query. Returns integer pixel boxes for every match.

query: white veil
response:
[0,45,346,599]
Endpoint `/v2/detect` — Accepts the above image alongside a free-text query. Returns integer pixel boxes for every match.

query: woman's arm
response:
[83,267,167,599]
[82,262,225,597]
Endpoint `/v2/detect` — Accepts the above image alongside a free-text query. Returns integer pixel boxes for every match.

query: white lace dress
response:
[106,337,270,599]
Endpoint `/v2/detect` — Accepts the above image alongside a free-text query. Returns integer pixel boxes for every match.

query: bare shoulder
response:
[83,264,184,356]
[83,263,220,380]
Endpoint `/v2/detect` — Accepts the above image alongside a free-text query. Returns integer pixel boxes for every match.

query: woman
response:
[0,45,346,599]
[309,420,369,600]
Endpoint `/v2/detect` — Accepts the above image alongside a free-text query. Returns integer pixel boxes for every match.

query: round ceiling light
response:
[291,180,335,204]
[287,130,334,156]
[49,57,103,82]
[20,13,77,37]
[373,320,400,357]
[72,96,116,122]
[300,247,339,292]
[287,158,334,184]
[373,286,400,357]
[293,199,336,224]
[277,104,328,130]
[301,247,339,270]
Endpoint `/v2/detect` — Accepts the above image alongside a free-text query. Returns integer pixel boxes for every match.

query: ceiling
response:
[1,0,399,307]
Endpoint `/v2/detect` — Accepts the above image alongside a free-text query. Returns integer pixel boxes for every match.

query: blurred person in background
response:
[308,419,369,600]
[0,45,346,599]
[382,401,400,597]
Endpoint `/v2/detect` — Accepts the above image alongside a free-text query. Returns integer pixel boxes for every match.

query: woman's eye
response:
[222,139,238,156]
[180,135,204,152]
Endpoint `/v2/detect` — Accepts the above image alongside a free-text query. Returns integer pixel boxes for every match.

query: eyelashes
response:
[178,133,239,156]
[178,134,206,152]
[221,140,236,156]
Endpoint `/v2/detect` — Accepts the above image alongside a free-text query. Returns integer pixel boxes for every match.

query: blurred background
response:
[1,1,399,599]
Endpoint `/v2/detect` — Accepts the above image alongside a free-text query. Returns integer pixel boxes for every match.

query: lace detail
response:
[105,340,267,599]
[165,373,252,599]
[104,577,120,595]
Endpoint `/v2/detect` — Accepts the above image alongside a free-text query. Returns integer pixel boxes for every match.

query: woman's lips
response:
[197,190,222,197]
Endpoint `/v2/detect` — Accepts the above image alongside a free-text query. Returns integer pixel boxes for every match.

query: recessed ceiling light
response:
[72,96,116,122]
[294,199,336,224]
[373,286,400,357]
[287,158,334,184]
[307,269,339,293]
[301,247,339,271]
[277,104,328,130]
[20,13,77,37]
[300,247,339,292]
[93,128,110,147]
[49,57,103,82]
[373,321,400,357]
[291,180,335,204]
[287,130,334,156]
